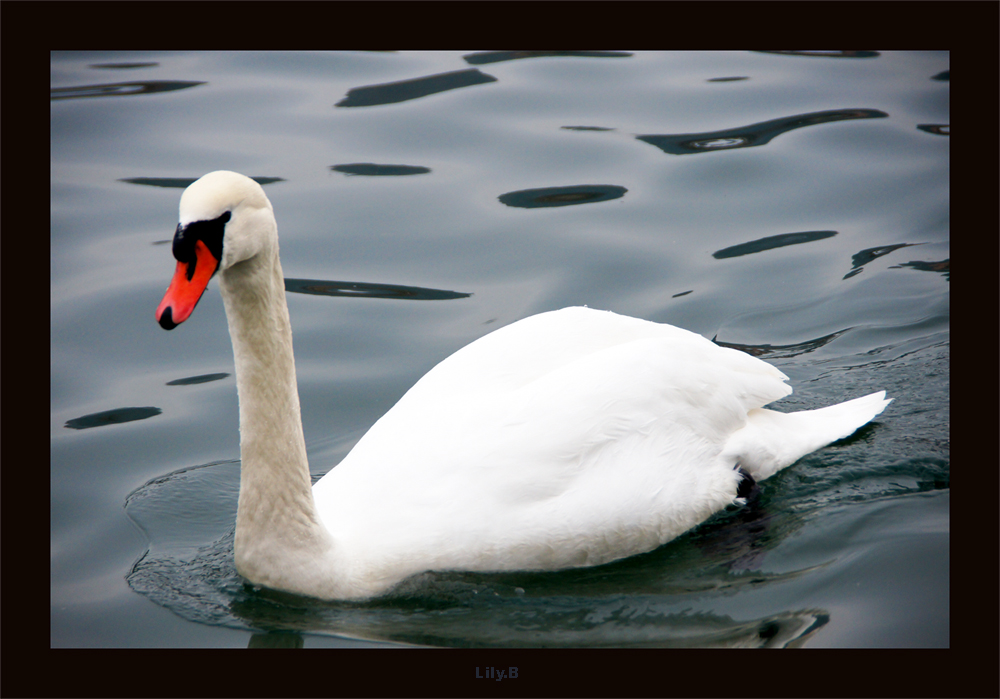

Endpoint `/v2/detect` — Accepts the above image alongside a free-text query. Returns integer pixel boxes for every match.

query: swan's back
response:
[313,307,826,582]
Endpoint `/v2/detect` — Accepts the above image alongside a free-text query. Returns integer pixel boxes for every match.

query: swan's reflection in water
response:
[125,460,831,648]
[244,607,829,649]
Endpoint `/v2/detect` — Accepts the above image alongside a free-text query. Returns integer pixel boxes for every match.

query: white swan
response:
[155,171,891,601]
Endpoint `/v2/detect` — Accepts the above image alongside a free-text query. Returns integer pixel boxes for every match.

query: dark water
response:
[51,51,948,648]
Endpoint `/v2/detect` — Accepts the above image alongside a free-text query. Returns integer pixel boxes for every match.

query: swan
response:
[155,170,891,601]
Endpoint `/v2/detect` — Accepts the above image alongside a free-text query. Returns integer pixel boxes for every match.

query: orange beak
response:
[156,240,220,330]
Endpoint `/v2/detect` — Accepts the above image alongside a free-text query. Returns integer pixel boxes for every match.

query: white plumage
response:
[156,171,891,600]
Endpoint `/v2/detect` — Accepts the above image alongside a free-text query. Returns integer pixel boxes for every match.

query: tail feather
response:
[722,391,891,481]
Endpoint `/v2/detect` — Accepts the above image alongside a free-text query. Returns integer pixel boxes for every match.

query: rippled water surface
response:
[51,51,949,648]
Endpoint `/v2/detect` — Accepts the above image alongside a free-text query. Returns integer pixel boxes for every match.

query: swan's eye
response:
[172,211,230,269]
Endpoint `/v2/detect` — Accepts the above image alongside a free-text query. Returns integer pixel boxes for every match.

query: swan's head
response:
[156,171,276,330]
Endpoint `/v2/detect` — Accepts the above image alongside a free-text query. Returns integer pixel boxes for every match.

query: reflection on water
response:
[844,243,921,279]
[851,243,920,269]
[844,244,950,281]
[712,329,849,359]
[463,51,633,65]
[166,373,230,386]
[89,61,160,70]
[561,125,616,132]
[893,258,949,280]
[498,184,627,209]
[331,163,431,177]
[121,176,285,189]
[713,230,838,259]
[65,406,162,430]
[285,278,471,301]
[50,81,205,100]
[754,51,881,59]
[336,69,497,108]
[636,108,888,155]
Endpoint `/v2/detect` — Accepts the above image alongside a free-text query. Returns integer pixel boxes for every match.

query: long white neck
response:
[218,249,338,596]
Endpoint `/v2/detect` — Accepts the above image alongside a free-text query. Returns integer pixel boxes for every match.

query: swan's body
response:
[156,171,891,600]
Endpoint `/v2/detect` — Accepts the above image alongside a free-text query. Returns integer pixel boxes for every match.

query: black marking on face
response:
[172,210,230,277]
